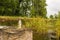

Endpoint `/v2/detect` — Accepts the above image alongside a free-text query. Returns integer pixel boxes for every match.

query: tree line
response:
[0,0,47,18]
[50,12,60,19]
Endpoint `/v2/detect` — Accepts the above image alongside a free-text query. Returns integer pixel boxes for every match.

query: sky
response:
[46,0,60,17]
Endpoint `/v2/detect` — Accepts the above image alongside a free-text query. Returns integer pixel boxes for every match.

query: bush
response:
[0,17,60,40]
[21,18,60,40]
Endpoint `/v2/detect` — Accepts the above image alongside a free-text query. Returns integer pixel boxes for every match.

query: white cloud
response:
[46,0,60,17]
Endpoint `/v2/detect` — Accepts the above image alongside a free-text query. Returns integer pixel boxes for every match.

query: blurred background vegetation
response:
[0,0,60,40]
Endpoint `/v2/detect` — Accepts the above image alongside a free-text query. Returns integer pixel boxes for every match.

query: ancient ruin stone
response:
[0,28,33,40]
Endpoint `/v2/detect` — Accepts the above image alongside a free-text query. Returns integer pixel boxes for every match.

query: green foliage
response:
[0,20,18,26]
[33,32,48,40]
[0,0,18,16]
[50,15,54,19]
[58,12,60,19]
[21,18,60,40]
[54,14,58,19]
[22,18,57,31]
[0,16,19,26]
[0,0,47,17]
[54,12,60,19]
[31,0,47,17]
[0,0,32,16]
[19,0,32,17]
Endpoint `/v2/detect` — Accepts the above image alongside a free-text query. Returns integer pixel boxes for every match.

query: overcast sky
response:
[46,0,60,17]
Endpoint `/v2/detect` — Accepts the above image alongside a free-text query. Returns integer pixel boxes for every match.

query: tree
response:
[58,12,60,19]
[50,15,54,19]
[0,0,47,17]
[31,0,47,17]
[18,0,32,17]
[0,0,18,16]
[54,14,58,19]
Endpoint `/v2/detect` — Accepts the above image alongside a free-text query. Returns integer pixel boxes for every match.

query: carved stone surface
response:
[0,28,33,40]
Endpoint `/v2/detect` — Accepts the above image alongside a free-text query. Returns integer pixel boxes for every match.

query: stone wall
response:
[0,28,33,40]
